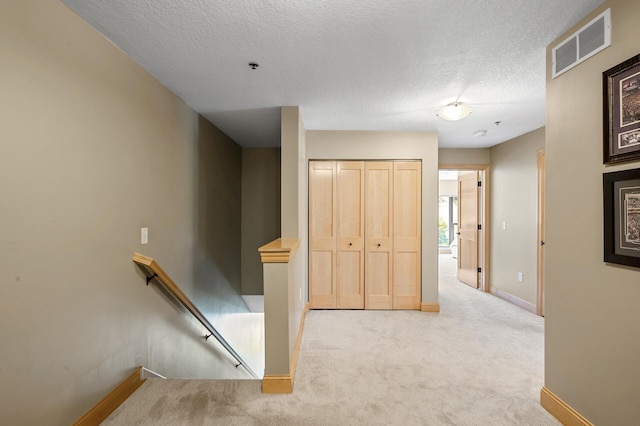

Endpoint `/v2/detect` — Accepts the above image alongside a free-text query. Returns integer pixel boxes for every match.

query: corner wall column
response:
[259,238,308,394]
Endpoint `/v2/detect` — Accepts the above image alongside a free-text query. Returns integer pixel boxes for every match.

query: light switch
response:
[141,227,148,244]
[502,221,507,230]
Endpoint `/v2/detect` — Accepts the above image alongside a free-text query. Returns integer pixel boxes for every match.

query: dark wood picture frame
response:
[603,168,640,268]
[603,53,640,164]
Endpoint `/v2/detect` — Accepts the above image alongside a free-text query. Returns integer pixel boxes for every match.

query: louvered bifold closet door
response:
[336,161,365,309]
[309,161,337,309]
[393,161,421,309]
[365,162,394,309]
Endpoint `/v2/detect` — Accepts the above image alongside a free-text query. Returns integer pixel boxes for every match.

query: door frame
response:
[536,149,545,316]
[439,164,491,293]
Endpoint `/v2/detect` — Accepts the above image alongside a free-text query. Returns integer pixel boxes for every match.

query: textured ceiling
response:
[61,0,604,148]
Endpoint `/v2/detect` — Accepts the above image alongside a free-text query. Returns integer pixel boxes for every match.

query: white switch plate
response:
[502,221,507,230]
[517,272,523,282]
[141,227,148,244]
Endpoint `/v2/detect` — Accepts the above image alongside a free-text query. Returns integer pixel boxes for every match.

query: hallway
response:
[105,256,557,425]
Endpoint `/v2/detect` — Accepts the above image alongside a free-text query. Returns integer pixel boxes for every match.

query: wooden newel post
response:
[259,238,301,394]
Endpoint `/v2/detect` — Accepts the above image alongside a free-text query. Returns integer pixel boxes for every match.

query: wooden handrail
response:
[132,253,259,379]
[258,238,300,263]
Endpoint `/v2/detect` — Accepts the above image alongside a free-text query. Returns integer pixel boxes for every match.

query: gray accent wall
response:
[192,117,264,377]
[194,115,243,311]
[241,148,282,295]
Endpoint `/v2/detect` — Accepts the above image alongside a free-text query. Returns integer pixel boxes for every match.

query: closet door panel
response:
[337,251,362,307]
[309,161,337,309]
[393,162,421,309]
[365,162,393,309]
[394,252,418,295]
[310,251,334,300]
[337,161,365,309]
[367,251,392,306]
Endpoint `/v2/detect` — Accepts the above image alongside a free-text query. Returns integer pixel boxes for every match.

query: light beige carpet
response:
[104,255,559,425]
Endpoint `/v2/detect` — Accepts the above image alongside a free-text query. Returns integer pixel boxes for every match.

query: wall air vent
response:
[552,8,611,79]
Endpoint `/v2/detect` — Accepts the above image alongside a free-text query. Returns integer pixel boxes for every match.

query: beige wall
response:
[545,1,640,424]
[306,130,440,303]
[0,2,257,424]
[274,107,307,373]
[439,148,491,166]
[241,148,281,295]
[489,127,544,306]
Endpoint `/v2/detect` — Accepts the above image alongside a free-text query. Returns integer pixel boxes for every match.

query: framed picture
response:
[603,53,640,164]
[604,168,640,268]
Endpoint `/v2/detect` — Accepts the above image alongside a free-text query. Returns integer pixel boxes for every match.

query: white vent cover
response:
[552,8,611,79]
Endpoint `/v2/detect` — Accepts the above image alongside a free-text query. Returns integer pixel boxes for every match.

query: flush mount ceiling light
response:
[436,102,473,121]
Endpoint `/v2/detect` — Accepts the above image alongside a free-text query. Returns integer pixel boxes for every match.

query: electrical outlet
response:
[502,221,507,230]
[141,227,148,244]
[517,272,523,282]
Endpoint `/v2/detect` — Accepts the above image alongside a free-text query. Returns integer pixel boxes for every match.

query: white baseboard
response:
[141,367,166,379]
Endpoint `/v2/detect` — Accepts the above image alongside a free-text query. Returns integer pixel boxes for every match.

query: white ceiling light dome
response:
[437,102,473,121]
